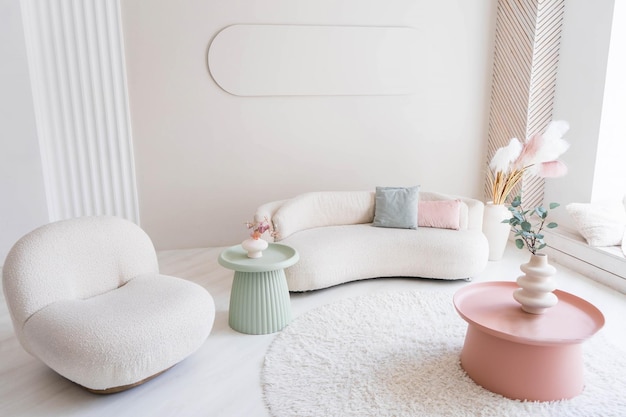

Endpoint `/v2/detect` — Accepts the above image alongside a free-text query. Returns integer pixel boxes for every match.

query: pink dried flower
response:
[245,217,277,240]
[536,160,568,177]
[514,132,543,169]
[488,120,570,205]
[519,121,570,173]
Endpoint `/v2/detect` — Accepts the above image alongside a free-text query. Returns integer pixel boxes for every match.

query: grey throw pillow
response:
[372,186,420,229]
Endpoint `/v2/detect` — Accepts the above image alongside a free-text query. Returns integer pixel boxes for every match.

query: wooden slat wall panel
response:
[485,0,565,209]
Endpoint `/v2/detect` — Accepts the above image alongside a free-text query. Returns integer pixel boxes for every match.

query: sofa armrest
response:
[254,200,287,242]
[266,191,375,240]
[460,197,485,231]
[255,200,286,223]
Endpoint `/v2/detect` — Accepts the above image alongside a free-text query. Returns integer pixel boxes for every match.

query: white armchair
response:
[2,216,215,393]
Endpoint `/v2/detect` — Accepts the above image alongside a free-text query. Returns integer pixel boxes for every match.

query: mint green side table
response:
[218,243,299,335]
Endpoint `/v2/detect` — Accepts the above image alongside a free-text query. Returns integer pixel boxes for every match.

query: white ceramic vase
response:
[482,202,511,261]
[513,253,558,314]
[241,238,268,258]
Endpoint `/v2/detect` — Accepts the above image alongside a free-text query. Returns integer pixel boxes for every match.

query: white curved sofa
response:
[255,191,489,291]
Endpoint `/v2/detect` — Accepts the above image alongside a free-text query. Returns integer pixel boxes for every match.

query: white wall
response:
[0,0,497,259]
[546,0,616,228]
[120,0,497,249]
[0,0,48,263]
[1,0,620,261]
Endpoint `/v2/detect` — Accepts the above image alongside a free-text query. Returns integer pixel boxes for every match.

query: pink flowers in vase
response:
[245,217,277,240]
[488,120,570,205]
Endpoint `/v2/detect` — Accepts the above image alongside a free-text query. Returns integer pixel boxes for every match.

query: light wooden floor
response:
[1,243,625,417]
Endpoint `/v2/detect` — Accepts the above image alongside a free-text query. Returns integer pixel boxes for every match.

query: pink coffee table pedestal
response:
[454,281,604,402]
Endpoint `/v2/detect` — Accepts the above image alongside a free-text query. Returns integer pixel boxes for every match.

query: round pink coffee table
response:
[453,281,604,401]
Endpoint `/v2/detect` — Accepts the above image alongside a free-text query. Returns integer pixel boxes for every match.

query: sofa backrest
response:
[259,190,484,240]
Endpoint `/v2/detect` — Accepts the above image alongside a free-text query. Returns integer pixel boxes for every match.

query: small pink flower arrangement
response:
[488,120,570,205]
[245,217,277,240]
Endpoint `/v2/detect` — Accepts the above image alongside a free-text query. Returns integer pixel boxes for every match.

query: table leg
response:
[229,269,292,335]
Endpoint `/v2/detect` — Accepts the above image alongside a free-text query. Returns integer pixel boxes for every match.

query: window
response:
[544,0,626,291]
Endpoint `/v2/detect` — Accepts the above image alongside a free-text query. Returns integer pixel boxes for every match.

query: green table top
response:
[218,243,299,272]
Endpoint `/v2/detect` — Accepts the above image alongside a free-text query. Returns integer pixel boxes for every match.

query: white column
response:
[20,0,139,223]
[485,0,565,208]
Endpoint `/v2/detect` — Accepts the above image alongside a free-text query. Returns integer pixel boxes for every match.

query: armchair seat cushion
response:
[23,274,215,391]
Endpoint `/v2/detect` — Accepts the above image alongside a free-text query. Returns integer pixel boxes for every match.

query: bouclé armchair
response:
[2,216,215,393]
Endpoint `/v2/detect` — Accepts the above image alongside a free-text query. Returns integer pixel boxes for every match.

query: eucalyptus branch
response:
[503,195,560,255]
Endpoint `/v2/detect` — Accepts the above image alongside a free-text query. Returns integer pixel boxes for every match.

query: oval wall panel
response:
[208,24,422,96]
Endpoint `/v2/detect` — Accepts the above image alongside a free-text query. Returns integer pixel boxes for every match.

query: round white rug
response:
[262,290,626,417]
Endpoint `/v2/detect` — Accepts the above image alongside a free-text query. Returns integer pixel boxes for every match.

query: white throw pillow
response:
[566,202,626,247]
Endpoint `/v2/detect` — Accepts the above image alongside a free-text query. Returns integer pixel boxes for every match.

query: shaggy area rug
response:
[262,290,626,417]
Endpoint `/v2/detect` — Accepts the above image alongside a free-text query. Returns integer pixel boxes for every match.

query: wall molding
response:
[20,0,138,223]
[208,25,422,96]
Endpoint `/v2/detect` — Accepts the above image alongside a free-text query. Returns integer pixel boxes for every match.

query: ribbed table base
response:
[229,270,292,335]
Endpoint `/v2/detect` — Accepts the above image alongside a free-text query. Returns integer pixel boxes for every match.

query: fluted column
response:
[20,0,138,223]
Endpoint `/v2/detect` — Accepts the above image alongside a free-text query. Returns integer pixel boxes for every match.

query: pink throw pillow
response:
[418,199,461,230]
